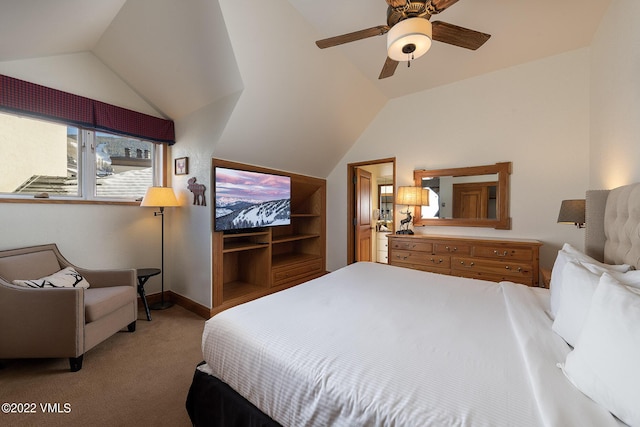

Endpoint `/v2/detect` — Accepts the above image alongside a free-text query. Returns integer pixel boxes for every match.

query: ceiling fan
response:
[315,0,491,79]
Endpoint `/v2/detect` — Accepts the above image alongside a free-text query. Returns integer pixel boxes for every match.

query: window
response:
[0,111,157,200]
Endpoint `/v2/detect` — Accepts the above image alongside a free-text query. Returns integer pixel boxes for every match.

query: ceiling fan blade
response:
[431,21,491,50]
[427,0,461,14]
[379,57,399,79]
[316,25,390,49]
[386,0,408,7]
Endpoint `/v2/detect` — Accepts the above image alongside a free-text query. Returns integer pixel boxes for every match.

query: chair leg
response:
[69,355,83,372]
[127,321,136,332]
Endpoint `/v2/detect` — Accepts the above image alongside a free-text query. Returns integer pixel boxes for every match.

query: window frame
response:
[0,113,167,205]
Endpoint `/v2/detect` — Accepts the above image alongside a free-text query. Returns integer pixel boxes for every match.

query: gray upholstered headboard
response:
[585,183,640,269]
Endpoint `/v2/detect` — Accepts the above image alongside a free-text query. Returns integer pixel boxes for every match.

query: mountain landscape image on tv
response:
[215,167,291,232]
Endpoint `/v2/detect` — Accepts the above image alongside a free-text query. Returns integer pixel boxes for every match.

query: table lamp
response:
[396,186,429,234]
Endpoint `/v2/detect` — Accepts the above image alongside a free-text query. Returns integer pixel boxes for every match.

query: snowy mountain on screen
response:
[216,199,290,230]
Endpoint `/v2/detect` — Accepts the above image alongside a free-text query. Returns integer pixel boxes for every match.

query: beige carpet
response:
[0,305,206,427]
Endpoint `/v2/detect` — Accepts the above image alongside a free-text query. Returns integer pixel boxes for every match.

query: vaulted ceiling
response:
[0,0,612,176]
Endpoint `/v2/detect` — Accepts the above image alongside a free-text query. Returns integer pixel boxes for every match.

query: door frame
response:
[347,157,396,265]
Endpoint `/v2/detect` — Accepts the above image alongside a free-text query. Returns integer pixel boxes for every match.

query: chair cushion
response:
[84,286,136,323]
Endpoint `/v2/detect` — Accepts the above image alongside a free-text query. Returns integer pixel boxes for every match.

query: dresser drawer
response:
[390,250,450,266]
[454,270,534,286]
[452,257,533,279]
[472,246,533,261]
[390,240,433,253]
[272,258,323,286]
[399,263,450,275]
[434,243,471,255]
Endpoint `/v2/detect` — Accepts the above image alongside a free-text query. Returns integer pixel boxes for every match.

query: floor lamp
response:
[141,186,180,310]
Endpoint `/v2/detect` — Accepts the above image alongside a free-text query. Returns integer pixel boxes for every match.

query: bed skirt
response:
[186,362,282,427]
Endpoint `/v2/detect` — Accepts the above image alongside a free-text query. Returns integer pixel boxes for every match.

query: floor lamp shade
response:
[141,187,180,208]
[141,187,179,310]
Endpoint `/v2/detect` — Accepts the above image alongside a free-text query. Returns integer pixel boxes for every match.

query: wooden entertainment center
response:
[211,159,326,315]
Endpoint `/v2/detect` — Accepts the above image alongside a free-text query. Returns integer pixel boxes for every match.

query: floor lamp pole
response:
[150,206,173,310]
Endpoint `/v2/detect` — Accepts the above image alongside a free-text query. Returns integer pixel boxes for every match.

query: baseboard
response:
[140,291,210,319]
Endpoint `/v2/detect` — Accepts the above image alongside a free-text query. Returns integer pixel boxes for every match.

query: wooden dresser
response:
[387,234,542,286]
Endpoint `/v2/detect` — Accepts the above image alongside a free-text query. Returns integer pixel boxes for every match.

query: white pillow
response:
[584,263,640,288]
[560,274,640,426]
[552,260,640,346]
[551,261,600,347]
[549,243,632,317]
[12,266,91,289]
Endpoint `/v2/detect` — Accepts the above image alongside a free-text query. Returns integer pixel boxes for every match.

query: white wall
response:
[589,0,640,188]
[214,0,387,179]
[0,52,160,116]
[168,92,243,308]
[0,52,169,296]
[327,49,592,272]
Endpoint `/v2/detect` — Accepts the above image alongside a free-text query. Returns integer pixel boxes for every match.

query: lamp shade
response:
[557,199,585,225]
[396,186,429,206]
[387,18,432,62]
[141,187,179,208]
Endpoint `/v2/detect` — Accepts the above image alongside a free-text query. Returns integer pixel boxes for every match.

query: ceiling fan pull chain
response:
[408,53,414,67]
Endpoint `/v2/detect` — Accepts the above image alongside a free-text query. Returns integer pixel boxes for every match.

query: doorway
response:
[347,158,396,265]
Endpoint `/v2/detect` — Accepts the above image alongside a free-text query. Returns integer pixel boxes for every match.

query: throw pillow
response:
[13,266,91,289]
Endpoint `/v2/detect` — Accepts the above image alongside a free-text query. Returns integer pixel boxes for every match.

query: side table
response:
[137,268,160,321]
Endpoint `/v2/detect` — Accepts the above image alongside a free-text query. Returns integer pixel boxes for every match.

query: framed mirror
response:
[378,183,393,222]
[413,162,511,230]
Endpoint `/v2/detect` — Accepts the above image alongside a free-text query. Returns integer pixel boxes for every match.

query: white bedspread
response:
[201,262,620,426]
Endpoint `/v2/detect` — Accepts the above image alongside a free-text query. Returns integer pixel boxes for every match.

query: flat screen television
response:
[214,166,291,232]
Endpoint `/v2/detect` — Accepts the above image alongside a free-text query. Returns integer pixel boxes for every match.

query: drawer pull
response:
[504,266,523,272]
[396,254,409,261]
[445,246,458,252]
[430,258,443,264]
[460,261,475,268]
[494,250,509,257]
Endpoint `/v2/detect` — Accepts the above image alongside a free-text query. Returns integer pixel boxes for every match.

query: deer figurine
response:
[187,177,207,206]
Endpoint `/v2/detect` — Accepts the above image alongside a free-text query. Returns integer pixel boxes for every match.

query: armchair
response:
[0,244,137,371]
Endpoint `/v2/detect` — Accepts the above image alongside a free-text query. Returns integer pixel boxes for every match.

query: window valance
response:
[0,74,175,145]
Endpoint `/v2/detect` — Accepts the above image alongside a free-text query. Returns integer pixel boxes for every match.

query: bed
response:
[186,183,640,427]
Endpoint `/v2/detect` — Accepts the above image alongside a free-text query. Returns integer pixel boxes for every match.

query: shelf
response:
[222,230,269,239]
[290,213,320,218]
[223,281,265,302]
[272,233,319,244]
[223,241,269,253]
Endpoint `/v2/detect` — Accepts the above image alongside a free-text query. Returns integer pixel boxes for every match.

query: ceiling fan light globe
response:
[387,17,432,62]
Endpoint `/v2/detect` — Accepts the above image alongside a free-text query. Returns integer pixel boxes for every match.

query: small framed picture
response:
[175,157,188,175]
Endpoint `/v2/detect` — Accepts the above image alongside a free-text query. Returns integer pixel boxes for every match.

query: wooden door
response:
[452,182,493,219]
[355,168,372,262]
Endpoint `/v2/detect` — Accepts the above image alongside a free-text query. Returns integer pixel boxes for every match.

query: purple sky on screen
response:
[216,167,290,202]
